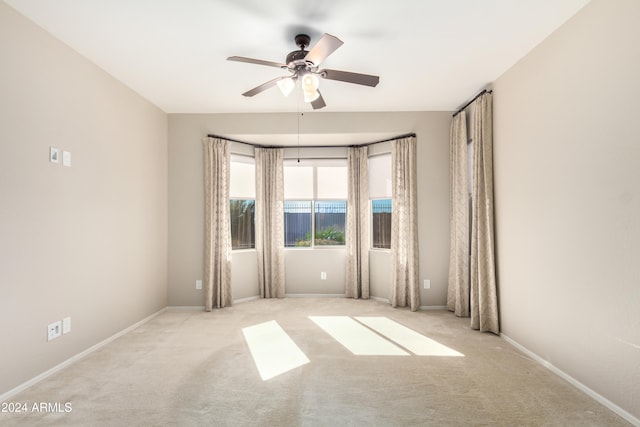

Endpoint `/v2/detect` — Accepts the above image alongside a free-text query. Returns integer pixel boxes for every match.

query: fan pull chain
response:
[297,86,303,163]
[297,112,304,163]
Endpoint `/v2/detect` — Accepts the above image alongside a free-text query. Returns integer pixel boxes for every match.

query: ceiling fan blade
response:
[227,56,287,69]
[311,90,326,110]
[320,68,380,87]
[304,33,343,66]
[242,76,288,97]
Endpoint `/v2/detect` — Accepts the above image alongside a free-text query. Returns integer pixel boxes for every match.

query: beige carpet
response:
[1,298,630,426]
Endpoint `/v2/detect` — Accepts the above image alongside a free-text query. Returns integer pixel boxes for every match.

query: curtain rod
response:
[355,133,416,148]
[206,132,416,149]
[452,89,493,117]
[206,134,272,148]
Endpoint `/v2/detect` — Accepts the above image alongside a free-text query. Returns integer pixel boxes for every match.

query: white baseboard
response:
[166,296,260,310]
[0,307,167,403]
[166,306,204,311]
[419,305,447,311]
[370,297,447,312]
[168,294,352,309]
[233,296,260,304]
[501,334,640,426]
[285,293,346,298]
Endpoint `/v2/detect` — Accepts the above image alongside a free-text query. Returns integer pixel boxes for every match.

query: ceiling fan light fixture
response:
[303,88,320,103]
[301,73,319,92]
[277,77,295,97]
[301,73,320,103]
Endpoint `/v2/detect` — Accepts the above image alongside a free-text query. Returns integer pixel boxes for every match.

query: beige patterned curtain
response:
[447,112,470,316]
[470,92,499,333]
[202,137,233,311]
[255,147,285,298]
[346,146,370,299]
[390,136,420,311]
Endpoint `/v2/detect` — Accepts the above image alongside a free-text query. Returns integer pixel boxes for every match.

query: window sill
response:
[232,248,257,254]
[285,246,347,250]
[369,248,391,253]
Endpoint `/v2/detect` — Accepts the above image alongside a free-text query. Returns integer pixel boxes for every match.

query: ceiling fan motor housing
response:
[294,34,311,49]
[286,49,309,68]
[287,34,313,69]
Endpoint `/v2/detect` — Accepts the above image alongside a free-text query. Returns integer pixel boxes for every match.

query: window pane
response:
[315,201,346,246]
[284,166,313,199]
[372,199,392,249]
[230,199,255,250]
[284,201,312,247]
[230,156,255,198]
[369,154,392,198]
[317,165,347,199]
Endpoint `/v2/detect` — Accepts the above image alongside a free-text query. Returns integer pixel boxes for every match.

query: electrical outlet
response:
[62,317,71,334]
[196,279,202,290]
[423,279,431,289]
[49,147,59,163]
[47,321,62,341]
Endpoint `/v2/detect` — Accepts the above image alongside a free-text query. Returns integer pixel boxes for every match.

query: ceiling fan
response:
[227,33,379,110]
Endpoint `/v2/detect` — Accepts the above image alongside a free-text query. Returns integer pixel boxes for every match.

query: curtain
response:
[390,136,420,311]
[255,147,285,298]
[346,146,370,299]
[202,137,233,311]
[470,92,499,333]
[447,112,470,316]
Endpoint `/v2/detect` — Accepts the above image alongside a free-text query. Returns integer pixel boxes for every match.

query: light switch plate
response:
[423,279,431,289]
[196,279,202,290]
[50,147,59,163]
[62,150,71,167]
[62,317,71,334]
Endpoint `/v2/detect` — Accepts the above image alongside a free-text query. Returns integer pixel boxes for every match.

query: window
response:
[284,200,312,247]
[369,153,392,249]
[315,201,346,245]
[284,159,347,248]
[372,199,392,249]
[230,155,255,250]
[230,199,255,249]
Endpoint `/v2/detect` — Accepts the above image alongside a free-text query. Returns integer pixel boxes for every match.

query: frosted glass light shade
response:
[303,88,320,102]
[301,73,320,102]
[277,78,295,97]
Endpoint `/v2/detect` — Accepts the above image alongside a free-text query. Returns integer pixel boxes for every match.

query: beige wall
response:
[168,112,451,307]
[0,3,168,395]
[285,249,347,295]
[493,0,640,420]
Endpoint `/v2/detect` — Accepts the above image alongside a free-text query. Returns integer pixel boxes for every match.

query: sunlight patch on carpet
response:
[242,320,310,381]
[309,316,409,356]
[355,317,464,357]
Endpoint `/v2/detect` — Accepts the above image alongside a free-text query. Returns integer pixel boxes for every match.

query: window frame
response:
[368,151,392,251]
[229,198,256,251]
[230,154,256,251]
[283,199,313,248]
[370,198,392,251]
[284,159,348,249]
[313,199,347,247]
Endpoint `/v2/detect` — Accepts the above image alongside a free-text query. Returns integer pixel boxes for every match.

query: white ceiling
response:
[5,0,590,114]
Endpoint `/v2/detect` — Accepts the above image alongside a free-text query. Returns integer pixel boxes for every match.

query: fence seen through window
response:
[372,199,392,249]
[230,199,255,250]
[284,201,346,247]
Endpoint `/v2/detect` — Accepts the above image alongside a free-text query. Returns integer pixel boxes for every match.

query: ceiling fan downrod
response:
[286,34,312,69]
